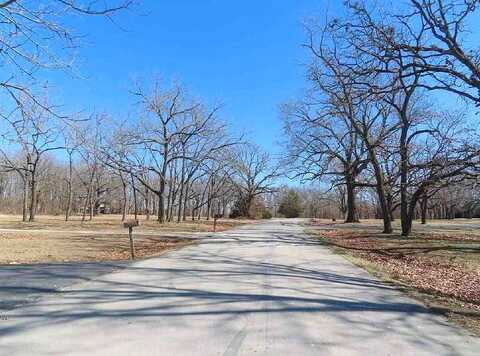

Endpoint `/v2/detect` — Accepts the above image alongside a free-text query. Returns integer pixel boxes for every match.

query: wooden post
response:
[123,220,139,260]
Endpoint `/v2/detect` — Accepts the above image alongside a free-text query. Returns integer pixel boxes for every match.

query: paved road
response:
[1,219,479,355]
[0,262,127,310]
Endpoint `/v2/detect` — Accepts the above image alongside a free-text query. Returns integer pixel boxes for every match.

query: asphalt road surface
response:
[1,219,479,355]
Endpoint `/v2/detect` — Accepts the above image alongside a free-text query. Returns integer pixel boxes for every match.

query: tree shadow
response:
[0,221,476,354]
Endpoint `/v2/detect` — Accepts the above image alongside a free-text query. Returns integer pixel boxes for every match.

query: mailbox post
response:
[123,220,139,260]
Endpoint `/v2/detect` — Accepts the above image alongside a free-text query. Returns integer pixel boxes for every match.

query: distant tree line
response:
[271,184,480,223]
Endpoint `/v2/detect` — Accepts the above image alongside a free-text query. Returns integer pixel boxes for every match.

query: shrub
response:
[261,210,272,219]
[278,189,303,218]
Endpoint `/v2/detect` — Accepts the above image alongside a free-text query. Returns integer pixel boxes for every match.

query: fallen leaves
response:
[315,229,480,310]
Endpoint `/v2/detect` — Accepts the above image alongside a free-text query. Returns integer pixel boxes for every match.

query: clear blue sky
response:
[47,0,337,155]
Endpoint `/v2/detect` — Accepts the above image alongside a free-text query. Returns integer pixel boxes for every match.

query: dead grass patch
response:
[0,214,251,264]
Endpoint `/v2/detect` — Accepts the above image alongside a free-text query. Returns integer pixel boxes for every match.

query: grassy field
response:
[307,218,480,335]
[0,214,251,264]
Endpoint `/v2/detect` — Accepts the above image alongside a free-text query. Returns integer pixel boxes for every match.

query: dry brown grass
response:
[0,214,246,233]
[0,214,251,264]
[308,218,480,335]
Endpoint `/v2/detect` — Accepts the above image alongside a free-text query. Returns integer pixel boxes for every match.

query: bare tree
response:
[282,99,368,223]
[229,144,279,218]
[75,115,107,222]
[0,0,134,111]
[101,80,240,223]
[293,2,480,236]
[0,97,63,221]
[389,0,480,103]
[295,21,397,230]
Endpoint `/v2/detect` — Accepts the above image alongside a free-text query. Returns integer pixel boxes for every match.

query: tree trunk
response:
[131,175,138,220]
[176,156,186,223]
[420,195,428,225]
[81,187,90,222]
[22,174,29,222]
[159,126,169,223]
[166,178,173,222]
[144,186,150,220]
[450,205,456,219]
[222,197,227,217]
[369,153,392,233]
[400,125,410,236]
[344,175,359,223]
[245,194,254,218]
[205,181,212,220]
[386,193,394,222]
[403,211,414,236]
[157,191,164,223]
[89,187,94,221]
[151,195,156,220]
[168,181,176,222]
[403,192,422,237]
[206,199,211,221]
[82,170,95,222]
[182,185,189,221]
[121,175,127,222]
[177,181,184,223]
[65,177,72,221]
[466,206,472,219]
[28,170,37,222]
[65,155,74,221]
[197,205,202,220]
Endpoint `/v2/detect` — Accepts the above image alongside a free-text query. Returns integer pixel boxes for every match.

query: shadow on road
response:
[0,221,470,356]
